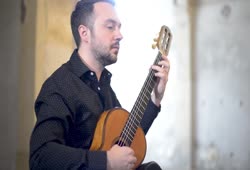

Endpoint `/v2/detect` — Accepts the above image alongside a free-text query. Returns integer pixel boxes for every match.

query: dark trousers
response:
[136,161,162,170]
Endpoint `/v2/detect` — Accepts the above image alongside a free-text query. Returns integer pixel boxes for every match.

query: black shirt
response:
[29,49,160,170]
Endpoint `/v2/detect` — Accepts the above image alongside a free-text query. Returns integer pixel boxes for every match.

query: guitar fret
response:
[141,96,149,106]
[141,90,150,99]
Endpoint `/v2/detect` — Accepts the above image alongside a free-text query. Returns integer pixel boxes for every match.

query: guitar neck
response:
[131,51,162,117]
[119,52,162,146]
[118,25,172,147]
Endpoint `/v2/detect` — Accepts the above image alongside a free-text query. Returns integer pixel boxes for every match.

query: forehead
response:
[93,2,121,25]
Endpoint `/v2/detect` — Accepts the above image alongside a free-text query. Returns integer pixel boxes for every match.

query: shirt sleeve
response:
[140,99,161,134]
[29,93,107,170]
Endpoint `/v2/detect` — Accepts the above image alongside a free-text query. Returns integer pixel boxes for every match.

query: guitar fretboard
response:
[117,25,172,147]
[118,52,162,146]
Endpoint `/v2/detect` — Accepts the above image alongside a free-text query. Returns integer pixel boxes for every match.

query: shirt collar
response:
[68,49,112,80]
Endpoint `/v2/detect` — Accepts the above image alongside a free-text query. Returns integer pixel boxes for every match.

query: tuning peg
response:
[153,37,158,42]
[152,43,157,49]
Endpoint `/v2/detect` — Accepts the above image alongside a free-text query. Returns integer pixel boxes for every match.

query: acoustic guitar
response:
[90,25,172,168]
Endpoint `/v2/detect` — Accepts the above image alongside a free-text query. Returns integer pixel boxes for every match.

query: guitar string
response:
[118,66,156,145]
[121,58,159,145]
[117,72,153,146]
[119,32,171,146]
[128,55,160,140]
[117,31,171,146]
[118,53,161,146]
[118,53,162,146]
[118,34,171,145]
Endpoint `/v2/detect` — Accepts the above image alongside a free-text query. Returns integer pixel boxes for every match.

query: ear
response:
[78,25,90,43]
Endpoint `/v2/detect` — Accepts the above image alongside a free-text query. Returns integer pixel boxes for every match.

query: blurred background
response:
[0,0,249,169]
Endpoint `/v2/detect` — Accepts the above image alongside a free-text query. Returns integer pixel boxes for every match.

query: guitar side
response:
[90,108,147,168]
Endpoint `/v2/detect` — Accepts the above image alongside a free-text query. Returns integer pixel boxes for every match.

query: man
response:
[29,0,170,169]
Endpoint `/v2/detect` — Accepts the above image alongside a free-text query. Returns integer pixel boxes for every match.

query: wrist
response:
[107,151,112,170]
[151,93,161,107]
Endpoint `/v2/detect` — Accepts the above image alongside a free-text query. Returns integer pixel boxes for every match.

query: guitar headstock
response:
[152,25,172,56]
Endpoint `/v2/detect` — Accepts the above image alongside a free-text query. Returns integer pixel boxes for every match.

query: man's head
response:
[71,0,115,48]
[71,0,123,67]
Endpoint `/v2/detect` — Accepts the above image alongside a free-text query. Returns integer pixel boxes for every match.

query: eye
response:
[107,25,115,30]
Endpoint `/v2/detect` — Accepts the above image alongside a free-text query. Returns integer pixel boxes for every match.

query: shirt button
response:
[97,87,101,91]
[90,72,94,76]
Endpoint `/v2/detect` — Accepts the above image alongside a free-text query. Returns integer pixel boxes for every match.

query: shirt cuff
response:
[148,99,161,114]
[87,151,107,170]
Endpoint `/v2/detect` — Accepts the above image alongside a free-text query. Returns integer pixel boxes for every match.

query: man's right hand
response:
[107,144,137,170]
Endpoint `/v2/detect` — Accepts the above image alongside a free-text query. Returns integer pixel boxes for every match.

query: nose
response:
[115,28,123,41]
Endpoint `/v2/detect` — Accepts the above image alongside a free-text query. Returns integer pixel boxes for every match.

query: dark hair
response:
[71,0,115,47]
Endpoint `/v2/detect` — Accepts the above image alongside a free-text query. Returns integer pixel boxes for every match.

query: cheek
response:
[92,31,113,47]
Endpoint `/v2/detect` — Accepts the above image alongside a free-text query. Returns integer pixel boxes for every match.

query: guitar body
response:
[90,108,146,168]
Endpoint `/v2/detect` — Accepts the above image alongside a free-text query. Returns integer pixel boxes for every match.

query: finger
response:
[161,54,169,60]
[128,162,135,170]
[152,58,170,69]
[158,55,170,64]
[130,156,137,164]
[126,147,135,155]
[154,72,168,83]
[130,163,135,170]
[151,65,169,76]
[158,60,170,70]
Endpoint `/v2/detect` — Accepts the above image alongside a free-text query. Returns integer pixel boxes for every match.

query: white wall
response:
[194,0,250,169]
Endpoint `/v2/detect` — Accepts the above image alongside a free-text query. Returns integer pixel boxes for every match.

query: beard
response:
[90,39,119,67]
